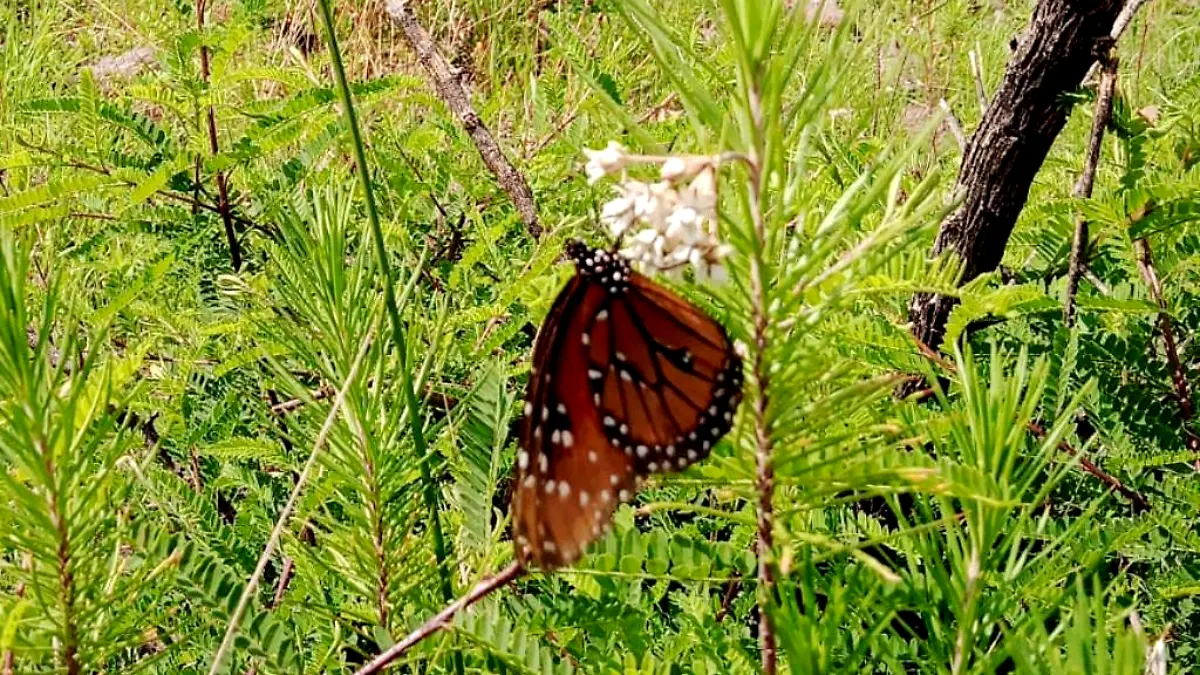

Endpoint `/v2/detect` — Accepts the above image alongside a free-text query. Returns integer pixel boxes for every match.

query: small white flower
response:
[633,228,658,245]
[588,144,731,285]
[600,191,637,236]
[660,157,688,181]
[583,141,628,184]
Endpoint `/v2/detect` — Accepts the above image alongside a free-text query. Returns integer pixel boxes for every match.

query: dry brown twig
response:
[197,0,243,270]
[353,562,526,675]
[1134,238,1200,467]
[909,333,1151,511]
[270,385,334,415]
[968,49,988,114]
[384,0,542,239]
[208,327,375,675]
[1064,55,1119,327]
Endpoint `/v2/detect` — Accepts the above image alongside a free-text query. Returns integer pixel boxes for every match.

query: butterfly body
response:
[513,241,743,569]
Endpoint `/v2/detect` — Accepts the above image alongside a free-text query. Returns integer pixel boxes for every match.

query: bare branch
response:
[1064,56,1118,326]
[197,0,243,270]
[1134,238,1200,468]
[1112,0,1152,42]
[938,99,967,151]
[384,0,542,239]
[353,562,525,675]
[208,326,376,675]
[1082,0,1153,83]
[968,49,988,115]
[1027,422,1151,512]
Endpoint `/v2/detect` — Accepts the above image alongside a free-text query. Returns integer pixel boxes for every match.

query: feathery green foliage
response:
[1,0,1197,672]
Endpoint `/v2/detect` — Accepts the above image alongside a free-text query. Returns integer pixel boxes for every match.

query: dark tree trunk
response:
[906,0,1124,353]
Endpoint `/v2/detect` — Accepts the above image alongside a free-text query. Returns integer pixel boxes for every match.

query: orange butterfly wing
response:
[512,244,742,570]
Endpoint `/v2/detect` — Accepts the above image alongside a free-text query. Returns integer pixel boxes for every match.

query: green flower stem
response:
[314,3,461,673]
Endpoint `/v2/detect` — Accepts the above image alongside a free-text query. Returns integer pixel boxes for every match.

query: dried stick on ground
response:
[197,0,243,270]
[354,562,525,675]
[384,0,542,239]
[938,99,967,151]
[911,334,1151,511]
[1134,239,1200,465]
[1026,422,1151,511]
[207,328,375,675]
[1064,56,1119,326]
[903,0,1126,364]
[968,49,988,114]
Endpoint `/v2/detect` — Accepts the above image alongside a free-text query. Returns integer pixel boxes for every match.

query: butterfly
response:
[512,239,743,569]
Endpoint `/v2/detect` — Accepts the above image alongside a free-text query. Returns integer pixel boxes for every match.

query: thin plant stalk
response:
[207,327,375,675]
[1133,238,1200,464]
[745,88,778,675]
[314,1,462,671]
[196,0,242,270]
[1064,56,1118,326]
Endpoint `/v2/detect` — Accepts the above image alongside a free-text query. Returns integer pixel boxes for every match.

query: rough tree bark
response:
[906,0,1125,354]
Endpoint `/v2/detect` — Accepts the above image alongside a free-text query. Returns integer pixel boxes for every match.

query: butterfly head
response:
[565,239,632,294]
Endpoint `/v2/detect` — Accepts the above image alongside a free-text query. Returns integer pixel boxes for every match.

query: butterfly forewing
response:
[512,242,742,570]
[514,280,636,569]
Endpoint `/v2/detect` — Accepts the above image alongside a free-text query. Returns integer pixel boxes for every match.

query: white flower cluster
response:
[583,142,731,283]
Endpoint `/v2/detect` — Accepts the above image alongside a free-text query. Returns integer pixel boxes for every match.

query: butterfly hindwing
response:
[514,279,636,569]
